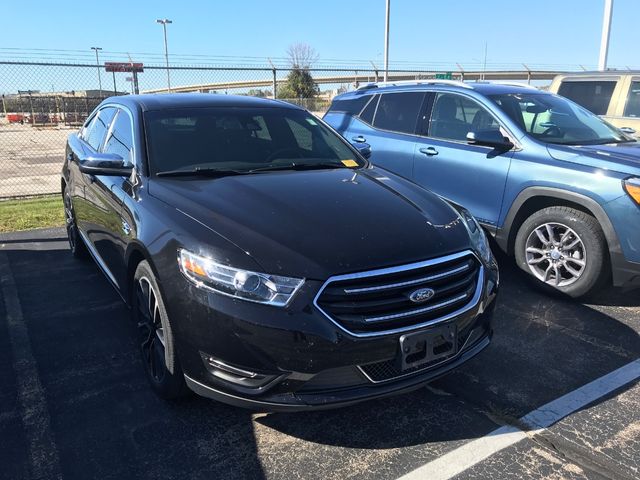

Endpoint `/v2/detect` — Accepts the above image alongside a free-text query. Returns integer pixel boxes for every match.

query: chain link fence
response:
[0,60,560,199]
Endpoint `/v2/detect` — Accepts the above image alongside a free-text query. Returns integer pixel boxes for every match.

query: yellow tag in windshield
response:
[341,159,358,168]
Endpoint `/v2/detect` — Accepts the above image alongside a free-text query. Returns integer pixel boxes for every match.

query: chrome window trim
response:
[313,250,484,338]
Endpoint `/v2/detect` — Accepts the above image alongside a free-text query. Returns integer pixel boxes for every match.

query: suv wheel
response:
[132,260,189,399]
[514,206,609,299]
[63,187,87,258]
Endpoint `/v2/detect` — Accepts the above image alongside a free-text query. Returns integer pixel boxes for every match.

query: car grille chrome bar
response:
[313,250,484,337]
[364,293,469,323]
[343,263,471,294]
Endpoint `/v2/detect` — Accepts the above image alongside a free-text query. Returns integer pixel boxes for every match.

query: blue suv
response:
[324,80,640,298]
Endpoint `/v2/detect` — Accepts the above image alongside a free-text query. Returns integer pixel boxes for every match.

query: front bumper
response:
[166,257,499,411]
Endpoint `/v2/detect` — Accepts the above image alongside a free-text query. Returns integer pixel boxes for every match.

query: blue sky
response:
[2,0,639,70]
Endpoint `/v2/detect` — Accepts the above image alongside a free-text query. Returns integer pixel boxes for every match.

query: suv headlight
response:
[178,249,304,307]
[458,208,493,264]
[623,177,640,205]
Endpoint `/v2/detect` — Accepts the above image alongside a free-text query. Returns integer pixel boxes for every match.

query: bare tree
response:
[286,43,319,69]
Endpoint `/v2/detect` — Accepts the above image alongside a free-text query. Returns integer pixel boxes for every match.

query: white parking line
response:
[398,358,640,480]
[0,252,62,480]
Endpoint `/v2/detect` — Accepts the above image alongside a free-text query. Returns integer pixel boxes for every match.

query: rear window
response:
[624,81,640,118]
[372,92,425,134]
[557,80,616,116]
[326,95,373,115]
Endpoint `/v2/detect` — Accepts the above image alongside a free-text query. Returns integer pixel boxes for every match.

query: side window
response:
[557,80,616,116]
[372,92,425,134]
[358,95,379,124]
[81,114,97,140]
[326,95,373,115]
[624,81,640,118]
[103,109,134,165]
[429,93,500,142]
[84,107,116,151]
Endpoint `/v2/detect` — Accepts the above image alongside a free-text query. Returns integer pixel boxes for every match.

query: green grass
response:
[0,196,65,233]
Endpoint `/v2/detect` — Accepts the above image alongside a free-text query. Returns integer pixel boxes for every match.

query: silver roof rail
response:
[357,79,473,90]
[472,80,538,90]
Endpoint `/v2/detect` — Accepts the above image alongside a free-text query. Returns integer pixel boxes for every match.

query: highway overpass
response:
[142,69,564,94]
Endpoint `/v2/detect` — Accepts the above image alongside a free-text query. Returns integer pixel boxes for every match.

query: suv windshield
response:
[144,106,364,175]
[489,92,634,145]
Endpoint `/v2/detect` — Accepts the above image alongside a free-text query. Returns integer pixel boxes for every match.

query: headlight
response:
[623,177,640,205]
[178,249,304,307]
[458,208,493,264]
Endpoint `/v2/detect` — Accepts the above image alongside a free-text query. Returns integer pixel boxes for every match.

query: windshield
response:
[489,92,634,145]
[144,106,365,175]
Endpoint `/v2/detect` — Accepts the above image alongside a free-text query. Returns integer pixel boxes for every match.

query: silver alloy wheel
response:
[524,222,587,287]
[136,276,166,383]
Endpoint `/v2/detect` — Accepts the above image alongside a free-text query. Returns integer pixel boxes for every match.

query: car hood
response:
[547,141,640,175]
[148,167,472,280]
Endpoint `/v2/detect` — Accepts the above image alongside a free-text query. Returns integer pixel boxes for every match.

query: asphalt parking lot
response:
[1,227,639,480]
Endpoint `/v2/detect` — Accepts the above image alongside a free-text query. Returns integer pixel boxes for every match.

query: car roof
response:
[336,82,545,99]
[557,70,640,77]
[104,93,302,112]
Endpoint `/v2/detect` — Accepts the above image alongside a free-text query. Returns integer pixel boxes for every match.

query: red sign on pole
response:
[104,62,144,73]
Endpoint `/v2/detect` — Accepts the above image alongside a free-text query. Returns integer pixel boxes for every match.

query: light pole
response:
[383,0,390,82]
[91,47,103,97]
[156,19,173,92]
[598,0,614,71]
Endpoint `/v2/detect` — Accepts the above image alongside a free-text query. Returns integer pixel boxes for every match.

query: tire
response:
[132,260,189,400]
[514,206,609,299]
[63,186,88,259]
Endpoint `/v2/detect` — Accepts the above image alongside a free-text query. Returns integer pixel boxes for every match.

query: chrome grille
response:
[314,251,482,336]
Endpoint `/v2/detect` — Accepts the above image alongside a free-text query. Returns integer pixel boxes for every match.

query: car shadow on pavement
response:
[2,232,639,479]
[0,244,267,480]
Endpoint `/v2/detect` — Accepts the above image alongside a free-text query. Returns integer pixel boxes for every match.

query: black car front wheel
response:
[133,260,189,399]
[515,206,609,299]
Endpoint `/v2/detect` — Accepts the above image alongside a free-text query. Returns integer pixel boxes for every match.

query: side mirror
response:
[467,130,514,150]
[353,142,372,159]
[620,127,637,135]
[79,152,133,176]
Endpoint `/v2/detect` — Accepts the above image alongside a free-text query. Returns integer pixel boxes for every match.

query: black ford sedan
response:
[61,94,499,410]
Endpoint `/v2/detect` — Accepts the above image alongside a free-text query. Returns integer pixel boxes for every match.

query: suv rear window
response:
[326,95,372,115]
[557,80,616,116]
[624,81,640,118]
[372,92,425,134]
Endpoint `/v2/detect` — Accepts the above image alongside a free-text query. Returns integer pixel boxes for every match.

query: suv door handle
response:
[352,135,367,143]
[419,147,439,156]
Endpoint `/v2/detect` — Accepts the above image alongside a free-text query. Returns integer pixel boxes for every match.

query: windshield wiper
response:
[248,162,353,173]
[156,167,246,177]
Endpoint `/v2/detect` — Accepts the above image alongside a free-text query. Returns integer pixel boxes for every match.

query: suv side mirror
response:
[353,142,372,159]
[620,127,637,135]
[467,130,514,150]
[79,152,133,176]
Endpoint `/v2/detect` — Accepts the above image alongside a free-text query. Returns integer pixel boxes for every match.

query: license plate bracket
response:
[398,324,458,371]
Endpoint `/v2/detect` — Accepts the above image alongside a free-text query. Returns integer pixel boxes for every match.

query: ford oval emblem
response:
[409,288,435,303]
